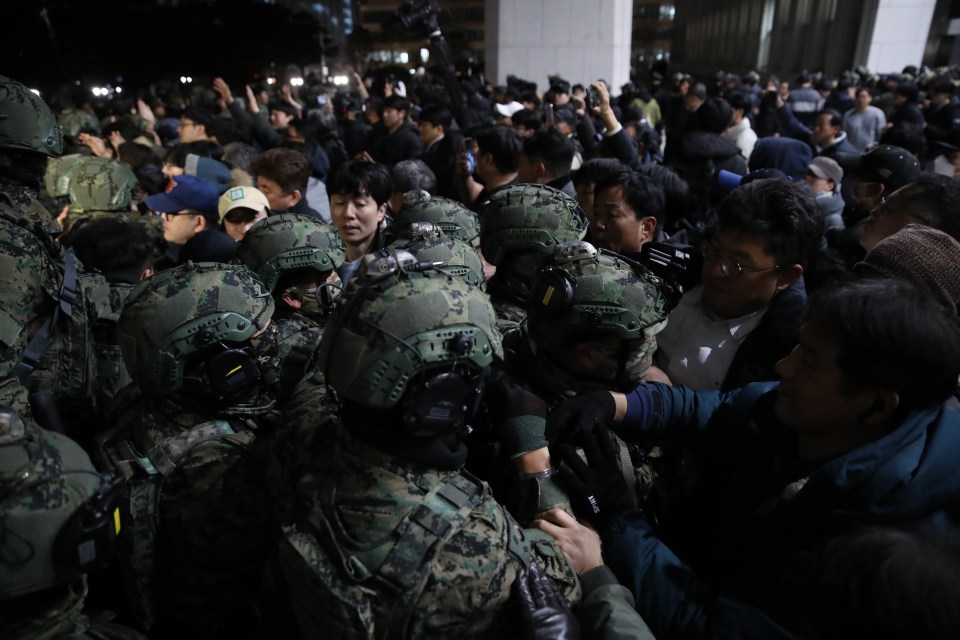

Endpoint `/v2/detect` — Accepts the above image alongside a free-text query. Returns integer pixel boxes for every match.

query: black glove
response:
[545,390,616,444]
[551,423,636,531]
[489,377,550,458]
[514,562,581,640]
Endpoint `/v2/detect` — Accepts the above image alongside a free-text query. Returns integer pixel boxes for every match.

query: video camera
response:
[384,0,441,33]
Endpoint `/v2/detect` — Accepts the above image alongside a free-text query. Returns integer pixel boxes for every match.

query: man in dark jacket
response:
[367,95,423,168]
[547,278,960,639]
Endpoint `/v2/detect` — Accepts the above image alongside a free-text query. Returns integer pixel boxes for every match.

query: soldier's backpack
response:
[97,416,255,631]
[277,471,534,639]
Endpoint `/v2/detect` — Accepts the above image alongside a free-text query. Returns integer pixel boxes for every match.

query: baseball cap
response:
[838,145,921,191]
[495,101,524,118]
[145,175,220,222]
[218,186,270,223]
[807,156,843,185]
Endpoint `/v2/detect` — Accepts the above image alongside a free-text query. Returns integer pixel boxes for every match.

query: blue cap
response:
[145,175,220,222]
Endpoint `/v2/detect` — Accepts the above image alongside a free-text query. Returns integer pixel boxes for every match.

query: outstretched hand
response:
[546,390,616,444]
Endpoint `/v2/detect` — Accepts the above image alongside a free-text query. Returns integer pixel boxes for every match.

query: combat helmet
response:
[0,401,121,600]
[0,75,62,157]
[44,154,87,198]
[393,190,481,247]
[236,213,346,293]
[390,222,484,288]
[527,240,670,381]
[479,184,587,265]
[318,249,502,432]
[57,108,101,140]
[118,262,274,402]
[67,157,138,213]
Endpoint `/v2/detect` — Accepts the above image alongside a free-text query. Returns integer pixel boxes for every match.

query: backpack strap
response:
[11,248,78,384]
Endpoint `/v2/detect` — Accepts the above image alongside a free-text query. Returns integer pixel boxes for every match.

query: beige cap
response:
[218,186,270,223]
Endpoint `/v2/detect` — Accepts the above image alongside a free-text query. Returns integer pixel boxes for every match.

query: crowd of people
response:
[3,55,960,640]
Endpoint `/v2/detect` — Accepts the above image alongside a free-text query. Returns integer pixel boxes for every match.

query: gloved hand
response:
[551,423,636,531]
[514,562,581,640]
[546,390,616,444]
[489,377,549,458]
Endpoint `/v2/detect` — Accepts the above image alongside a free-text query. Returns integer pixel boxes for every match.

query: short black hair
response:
[595,171,665,223]
[895,82,920,102]
[715,178,823,267]
[696,97,734,134]
[807,279,960,415]
[250,147,311,194]
[521,128,574,180]
[382,96,412,113]
[899,173,960,242]
[928,77,955,96]
[511,108,543,133]
[475,125,522,175]
[573,158,631,187]
[328,160,392,206]
[419,104,452,130]
[61,217,153,284]
[182,106,216,130]
[726,91,752,112]
[637,164,692,230]
[817,108,843,128]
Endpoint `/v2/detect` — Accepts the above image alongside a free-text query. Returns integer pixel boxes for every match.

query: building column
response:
[485,0,633,94]
[864,0,937,72]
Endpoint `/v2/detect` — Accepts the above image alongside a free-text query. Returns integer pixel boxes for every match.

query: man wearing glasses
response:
[145,175,236,264]
[653,178,822,391]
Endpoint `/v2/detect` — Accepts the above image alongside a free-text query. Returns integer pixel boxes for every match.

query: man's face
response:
[812,114,839,147]
[178,117,204,143]
[381,107,404,130]
[256,176,298,212]
[222,208,267,242]
[804,172,834,195]
[270,109,294,129]
[330,190,386,250]
[856,90,872,110]
[418,120,443,145]
[590,183,653,254]
[859,183,927,251]
[161,210,204,245]
[774,323,873,437]
[701,228,789,319]
[554,92,570,107]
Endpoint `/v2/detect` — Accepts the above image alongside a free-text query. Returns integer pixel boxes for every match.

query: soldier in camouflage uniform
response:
[0,377,144,640]
[40,153,86,223]
[235,213,345,405]
[277,253,580,639]
[98,262,290,637]
[478,184,588,336]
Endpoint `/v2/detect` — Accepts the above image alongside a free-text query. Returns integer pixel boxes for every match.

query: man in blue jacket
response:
[547,278,960,638]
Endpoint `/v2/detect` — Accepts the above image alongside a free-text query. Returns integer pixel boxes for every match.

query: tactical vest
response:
[279,470,534,640]
[97,419,254,631]
[0,198,128,422]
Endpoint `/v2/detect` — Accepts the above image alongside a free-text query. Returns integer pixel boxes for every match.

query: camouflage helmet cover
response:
[318,261,503,409]
[67,157,138,213]
[479,184,588,265]
[394,190,481,247]
[390,223,485,288]
[527,240,670,352]
[57,108,101,139]
[43,153,87,198]
[236,213,346,292]
[0,408,101,599]
[118,262,274,394]
[0,75,63,157]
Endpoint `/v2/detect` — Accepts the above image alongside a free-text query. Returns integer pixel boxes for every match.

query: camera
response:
[386,0,441,31]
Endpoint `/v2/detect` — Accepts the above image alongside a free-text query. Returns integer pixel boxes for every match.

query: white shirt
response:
[655,286,767,390]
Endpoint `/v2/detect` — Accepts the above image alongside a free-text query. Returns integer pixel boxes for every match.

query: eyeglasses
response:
[159,210,200,220]
[702,242,780,279]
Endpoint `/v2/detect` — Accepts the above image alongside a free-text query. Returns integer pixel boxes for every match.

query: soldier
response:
[99,262,285,637]
[277,253,582,638]
[40,153,86,224]
[236,213,345,401]
[0,378,144,639]
[61,156,139,236]
[391,190,481,248]
[478,184,588,332]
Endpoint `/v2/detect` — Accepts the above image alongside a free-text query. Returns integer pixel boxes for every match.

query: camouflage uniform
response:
[0,381,144,640]
[392,190,481,248]
[279,258,581,639]
[478,184,588,331]
[389,222,485,288]
[98,263,291,636]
